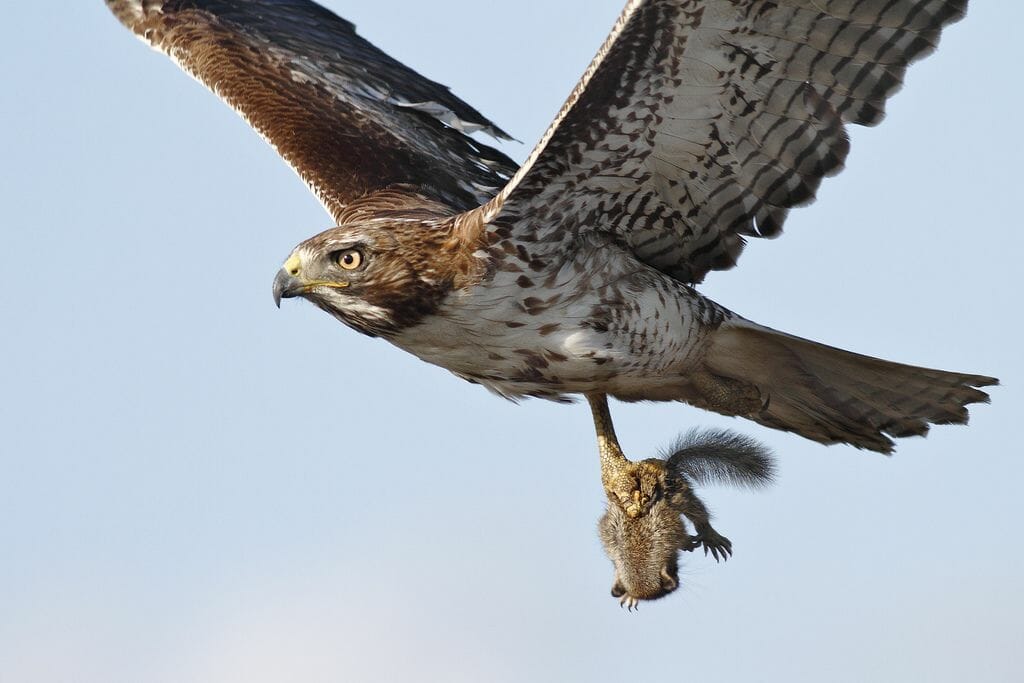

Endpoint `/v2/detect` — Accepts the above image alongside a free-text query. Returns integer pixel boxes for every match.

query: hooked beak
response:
[272,252,351,308]
[272,267,302,308]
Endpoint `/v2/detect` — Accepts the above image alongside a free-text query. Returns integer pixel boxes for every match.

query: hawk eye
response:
[335,249,363,270]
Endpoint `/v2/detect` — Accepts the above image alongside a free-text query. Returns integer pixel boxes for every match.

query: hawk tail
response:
[694,322,997,454]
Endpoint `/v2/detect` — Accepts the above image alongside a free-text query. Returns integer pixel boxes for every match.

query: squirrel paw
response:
[619,594,640,611]
[684,529,733,563]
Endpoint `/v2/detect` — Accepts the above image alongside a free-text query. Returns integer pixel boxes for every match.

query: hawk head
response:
[272,217,476,337]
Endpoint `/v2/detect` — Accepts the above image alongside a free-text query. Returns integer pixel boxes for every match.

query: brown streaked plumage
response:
[273,191,486,337]
[105,0,516,221]
[106,0,996,606]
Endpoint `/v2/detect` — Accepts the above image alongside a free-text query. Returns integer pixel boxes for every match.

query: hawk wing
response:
[482,0,966,283]
[105,0,517,222]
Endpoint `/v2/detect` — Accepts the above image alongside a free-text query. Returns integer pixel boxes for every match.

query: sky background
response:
[1,2,1021,682]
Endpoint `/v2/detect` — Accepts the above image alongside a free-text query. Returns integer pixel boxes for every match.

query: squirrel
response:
[598,428,775,609]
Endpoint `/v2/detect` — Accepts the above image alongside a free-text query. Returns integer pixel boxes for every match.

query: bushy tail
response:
[664,428,775,488]
[697,322,998,454]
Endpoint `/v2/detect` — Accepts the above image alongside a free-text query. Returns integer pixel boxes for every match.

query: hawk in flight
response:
[107,0,995,604]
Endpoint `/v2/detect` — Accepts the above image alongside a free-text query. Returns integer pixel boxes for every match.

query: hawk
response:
[107,0,995,603]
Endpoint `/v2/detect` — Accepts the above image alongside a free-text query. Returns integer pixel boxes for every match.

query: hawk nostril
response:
[283,253,302,277]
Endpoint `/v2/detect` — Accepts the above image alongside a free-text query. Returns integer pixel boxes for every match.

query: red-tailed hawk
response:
[106,0,995,606]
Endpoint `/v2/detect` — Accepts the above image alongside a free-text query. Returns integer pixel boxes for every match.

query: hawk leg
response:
[587,393,664,518]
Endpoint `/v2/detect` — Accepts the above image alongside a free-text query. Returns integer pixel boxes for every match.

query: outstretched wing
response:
[484,0,966,283]
[105,0,517,221]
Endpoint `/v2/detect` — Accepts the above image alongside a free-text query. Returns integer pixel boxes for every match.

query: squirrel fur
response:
[598,428,775,608]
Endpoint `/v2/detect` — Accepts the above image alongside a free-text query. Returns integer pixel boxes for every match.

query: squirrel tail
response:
[664,428,776,489]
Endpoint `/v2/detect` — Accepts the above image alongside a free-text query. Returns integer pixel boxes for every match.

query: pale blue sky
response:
[2,2,1021,682]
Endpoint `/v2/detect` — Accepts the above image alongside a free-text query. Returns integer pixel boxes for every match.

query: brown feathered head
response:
[272,215,475,337]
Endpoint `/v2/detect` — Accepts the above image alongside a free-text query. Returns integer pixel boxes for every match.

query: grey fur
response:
[599,428,775,608]
[664,428,775,489]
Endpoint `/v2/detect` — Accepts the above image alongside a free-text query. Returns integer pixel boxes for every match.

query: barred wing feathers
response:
[487,0,967,283]
[105,0,517,222]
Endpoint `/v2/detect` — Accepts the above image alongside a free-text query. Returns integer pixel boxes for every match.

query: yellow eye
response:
[336,249,363,270]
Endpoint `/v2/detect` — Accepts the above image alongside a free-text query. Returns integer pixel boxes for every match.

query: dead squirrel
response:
[598,428,775,609]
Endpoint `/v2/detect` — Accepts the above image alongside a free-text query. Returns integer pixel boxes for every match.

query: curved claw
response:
[691,532,733,563]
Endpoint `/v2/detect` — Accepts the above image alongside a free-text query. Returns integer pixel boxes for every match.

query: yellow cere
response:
[284,253,302,276]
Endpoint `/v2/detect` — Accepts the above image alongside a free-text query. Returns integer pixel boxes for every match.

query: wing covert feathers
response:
[105,0,517,221]
[487,0,968,283]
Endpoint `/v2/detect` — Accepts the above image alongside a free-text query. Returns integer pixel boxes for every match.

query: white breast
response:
[387,245,713,401]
